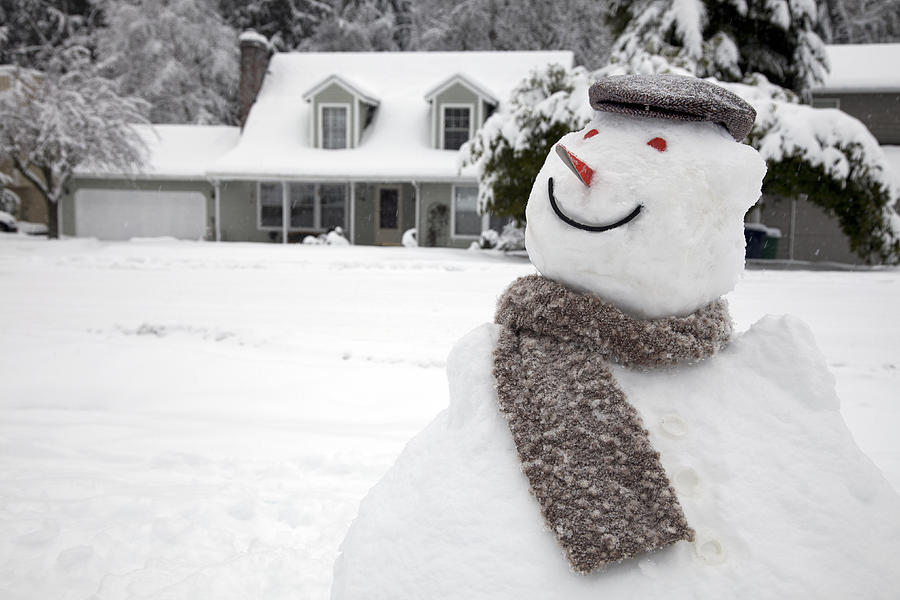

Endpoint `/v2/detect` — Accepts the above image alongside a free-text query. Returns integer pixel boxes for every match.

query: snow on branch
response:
[460,64,594,221]
[0,47,148,236]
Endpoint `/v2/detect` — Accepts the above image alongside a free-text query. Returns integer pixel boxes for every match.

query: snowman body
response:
[331,77,900,598]
[331,319,900,599]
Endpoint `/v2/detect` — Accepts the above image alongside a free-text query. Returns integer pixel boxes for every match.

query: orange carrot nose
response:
[555,144,594,186]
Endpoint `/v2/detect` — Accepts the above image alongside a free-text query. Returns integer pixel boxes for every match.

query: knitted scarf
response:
[493,275,732,573]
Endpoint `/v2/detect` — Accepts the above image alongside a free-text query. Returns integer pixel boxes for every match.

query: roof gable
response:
[302,74,380,106]
[424,74,498,105]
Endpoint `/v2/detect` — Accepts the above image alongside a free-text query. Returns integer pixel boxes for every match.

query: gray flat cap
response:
[588,74,756,141]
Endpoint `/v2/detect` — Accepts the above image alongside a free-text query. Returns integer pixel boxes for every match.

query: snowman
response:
[331,75,900,599]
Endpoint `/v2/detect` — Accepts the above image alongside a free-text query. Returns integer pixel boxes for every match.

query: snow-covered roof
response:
[76,124,240,180]
[209,50,573,181]
[818,44,900,93]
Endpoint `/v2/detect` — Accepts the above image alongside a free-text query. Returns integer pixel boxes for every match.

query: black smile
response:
[547,177,642,233]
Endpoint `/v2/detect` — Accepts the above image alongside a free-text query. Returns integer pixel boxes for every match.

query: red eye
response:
[647,137,667,152]
[584,129,598,139]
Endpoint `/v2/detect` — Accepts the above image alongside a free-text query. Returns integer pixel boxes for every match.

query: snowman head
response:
[525,75,767,319]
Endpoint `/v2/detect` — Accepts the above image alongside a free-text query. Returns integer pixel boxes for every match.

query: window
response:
[379,188,400,230]
[489,215,512,232]
[812,97,840,109]
[290,183,315,228]
[453,185,482,237]
[258,182,347,231]
[320,183,347,230]
[321,105,349,149]
[443,106,471,150]
[259,182,283,228]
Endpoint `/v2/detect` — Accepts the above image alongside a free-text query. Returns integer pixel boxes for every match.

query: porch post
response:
[56,195,63,238]
[413,181,420,242]
[282,180,288,244]
[213,180,221,242]
[790,195,802,261]
[349,181,356,244]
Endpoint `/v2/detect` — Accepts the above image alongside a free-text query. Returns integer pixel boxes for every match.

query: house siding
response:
[757,194,860,263]
[418,182,473,249]
[812,92,900,144]
[419,182,450,247]
[353,182,416,245]
[482,99,496,121]
[61,178,215,238]
[1,158,49,223]
[432,82,480,149]
[312,83,358,148]
[353,183,376,245]
[402,184,416,233]
[217,180,273,242]
[12,184,46,223]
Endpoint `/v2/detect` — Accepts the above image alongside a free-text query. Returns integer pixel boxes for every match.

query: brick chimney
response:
[238,30,270,129]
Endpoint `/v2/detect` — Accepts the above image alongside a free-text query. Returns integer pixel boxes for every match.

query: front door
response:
[375,186,402,245]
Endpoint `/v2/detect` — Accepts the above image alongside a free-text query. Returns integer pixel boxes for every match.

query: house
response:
[751,43,900,263]
[205,43,570,246]
[60,38,572,246]
[63,124,239,240]
[55,39,897,260]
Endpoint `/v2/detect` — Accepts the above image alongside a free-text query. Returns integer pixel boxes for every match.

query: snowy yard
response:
[1,236,898,600]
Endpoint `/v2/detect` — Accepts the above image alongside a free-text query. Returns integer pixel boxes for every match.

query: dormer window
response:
[321,104,350,149]
[425,74,498,151]
[442,105,472,150]
[303,75,380,150]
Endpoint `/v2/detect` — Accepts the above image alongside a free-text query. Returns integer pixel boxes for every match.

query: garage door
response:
[74,189,207,241]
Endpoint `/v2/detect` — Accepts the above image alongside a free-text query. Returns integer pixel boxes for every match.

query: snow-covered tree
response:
[410,0,613,67]
[0,0,101,68]
[732,76,900,263]
[463,0,900,263]
[97,0,238,124]
[462,64,594,224]
[607,0,828,100]
[821,0,900,44]
[0,48,147,238]
[0,172,20,216]
[301,0,407,51]
[218,0,332,51]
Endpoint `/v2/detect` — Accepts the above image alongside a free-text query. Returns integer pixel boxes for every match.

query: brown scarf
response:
[493,275,732,573]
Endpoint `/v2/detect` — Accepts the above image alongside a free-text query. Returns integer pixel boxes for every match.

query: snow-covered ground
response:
[0,236,897,600]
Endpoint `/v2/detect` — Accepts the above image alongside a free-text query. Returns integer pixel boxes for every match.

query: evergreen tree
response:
[463,64,593,224]
[218,0,331,51]
[608,0,828,100]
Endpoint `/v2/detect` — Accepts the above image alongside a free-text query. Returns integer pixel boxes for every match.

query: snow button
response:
[674,467,701,497]
[695,535,727,566]
[659,414,688,439]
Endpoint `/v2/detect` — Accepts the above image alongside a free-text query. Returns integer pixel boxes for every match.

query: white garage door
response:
[74,189,206,241]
